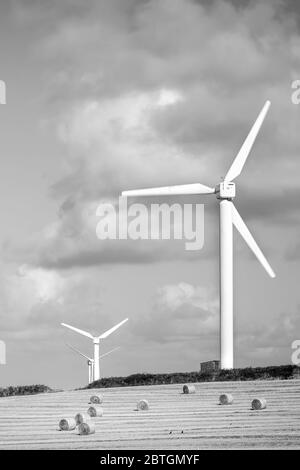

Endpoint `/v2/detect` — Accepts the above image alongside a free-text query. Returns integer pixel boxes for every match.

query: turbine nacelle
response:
[215,182,236,200]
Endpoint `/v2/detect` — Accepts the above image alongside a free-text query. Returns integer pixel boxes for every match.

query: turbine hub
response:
[215,181,236,200]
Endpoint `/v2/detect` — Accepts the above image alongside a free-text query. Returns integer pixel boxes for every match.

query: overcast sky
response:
[0,0,299,389]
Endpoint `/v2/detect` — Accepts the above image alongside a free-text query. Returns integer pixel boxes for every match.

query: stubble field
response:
[0,379,299,449]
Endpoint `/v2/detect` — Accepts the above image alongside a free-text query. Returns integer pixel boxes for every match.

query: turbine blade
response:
[224,100,271,182]
[122,183,214,197]
[61,323,94,339]
[100,347,121,359]
[231,203,275,278]
[98,318,128,339]
[65,343,93,362]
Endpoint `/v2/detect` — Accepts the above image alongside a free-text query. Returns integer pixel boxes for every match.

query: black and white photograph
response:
[0,0,299,456]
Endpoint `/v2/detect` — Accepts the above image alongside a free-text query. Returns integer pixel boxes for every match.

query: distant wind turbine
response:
[65,343,121,384]
[122,101,275,370]
[61,318,128,380]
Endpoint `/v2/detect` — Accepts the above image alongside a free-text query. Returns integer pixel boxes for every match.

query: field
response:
[0,379,299,449]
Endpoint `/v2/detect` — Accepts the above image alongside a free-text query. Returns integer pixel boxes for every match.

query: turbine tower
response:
[121,101,275,370]
[61,318,128,380]
[65,343,120,384]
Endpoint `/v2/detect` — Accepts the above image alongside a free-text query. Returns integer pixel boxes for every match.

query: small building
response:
[200,360,220,373]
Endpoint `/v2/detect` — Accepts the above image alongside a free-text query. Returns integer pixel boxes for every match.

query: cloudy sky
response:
[0,0,299,389]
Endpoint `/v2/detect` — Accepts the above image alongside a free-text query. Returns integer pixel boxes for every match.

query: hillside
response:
[0,385,52,398]
[85,364,299,389]
[0,379,299,449]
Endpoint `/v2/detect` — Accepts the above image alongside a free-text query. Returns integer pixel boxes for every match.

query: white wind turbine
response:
[65,343,121,384]
[61,318,128,380]
[122,101,275,370]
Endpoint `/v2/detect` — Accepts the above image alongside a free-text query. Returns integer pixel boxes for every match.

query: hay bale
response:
[87,406,103,418]
[219,393,233,405]
[76,421,95,435]
[90,394,103,404]
[183,384,196,394]
[75,412,89,425]
[58,417,76,431]
[137,399,149,411]
[252,398,267,410]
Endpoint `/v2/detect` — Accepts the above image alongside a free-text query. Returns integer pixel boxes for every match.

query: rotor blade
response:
[100,347,121,359]
[122,183,214,197]
[61,323,94,339]
[65,343,93,362]
[98,318,128,339]
[224,100,271,182]
[231,202,275,278]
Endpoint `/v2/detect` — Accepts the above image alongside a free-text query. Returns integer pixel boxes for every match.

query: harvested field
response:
[0,379,299,449]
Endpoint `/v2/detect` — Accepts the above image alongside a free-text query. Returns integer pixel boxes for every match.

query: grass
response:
[0,384,52,397]
[85,364,299,389]
[1,365,298,396]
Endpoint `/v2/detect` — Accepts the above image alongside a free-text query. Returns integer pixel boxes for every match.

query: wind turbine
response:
[122,100,275,370]
[65,343,121,384]
[66,343,94,384]
[61,318,128,380]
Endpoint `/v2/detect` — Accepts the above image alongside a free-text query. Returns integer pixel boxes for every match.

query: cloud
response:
[133,282,219,343]
[2,1,299,382]
[4,192,210,270]
[0,263,102,332]
[0,265,65,336]
[52,89,193,201]
[14,0,297,271]
[156,282,218,312]
[238,306,300,365]
[286,243,300,260]
[131,280,298,365]
[16,265,65,304]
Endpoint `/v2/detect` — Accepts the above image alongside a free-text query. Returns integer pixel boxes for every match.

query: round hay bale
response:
[90,394,103,404]
[137,399,149,411]
[87,406,103,418]
[252,398,267,410]
[219,393,233,405]
[76,421,95,435]
[58,417,76,431]
[75,412,88,425]
[183,384,196,394]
